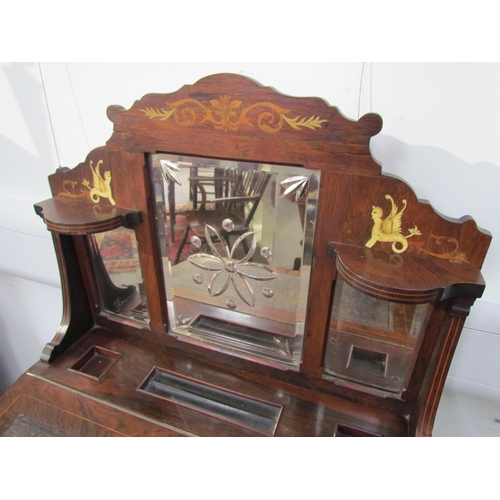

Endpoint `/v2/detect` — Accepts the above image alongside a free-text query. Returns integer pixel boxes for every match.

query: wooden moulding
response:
[327,242,486,304]
[34,197,142,235]
[105,73,384,177]
[40,233,95,364]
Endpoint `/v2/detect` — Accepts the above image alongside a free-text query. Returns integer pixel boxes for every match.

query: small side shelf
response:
[327,242,486,303]
[34,197,142,235]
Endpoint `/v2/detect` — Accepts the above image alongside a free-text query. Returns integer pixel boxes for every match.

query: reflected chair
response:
[188,165,235,209]
[174,169,271,264]
[188,165,237,210]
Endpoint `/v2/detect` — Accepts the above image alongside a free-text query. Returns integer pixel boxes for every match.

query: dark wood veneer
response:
[34,197,143,235]
[329,242,486,303]
[0,73,491,437]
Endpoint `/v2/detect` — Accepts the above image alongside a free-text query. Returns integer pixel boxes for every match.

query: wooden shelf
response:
[328,242,486,304]
[34,197,142,235]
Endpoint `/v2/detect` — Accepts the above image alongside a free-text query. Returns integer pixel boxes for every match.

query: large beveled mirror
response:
[150,153,320,369]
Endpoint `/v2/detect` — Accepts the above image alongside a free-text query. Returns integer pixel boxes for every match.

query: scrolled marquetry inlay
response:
[140,96,328,133]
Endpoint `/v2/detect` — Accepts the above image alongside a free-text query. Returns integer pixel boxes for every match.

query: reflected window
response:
[150,154,320,369]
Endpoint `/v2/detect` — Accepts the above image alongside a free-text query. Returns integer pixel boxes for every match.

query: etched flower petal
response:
[231,273,255,307]
[159,159,182,186]
[280,175,309,202]
[205,224,230,260]
[187,253,225,271]
[236,263,278,281]
[231,231,257,263]
[293,181,309,202]
[280,175,308,186]
[208,270,231,297]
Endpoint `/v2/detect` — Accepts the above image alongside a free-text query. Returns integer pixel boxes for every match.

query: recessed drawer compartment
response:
[140,367,282,435]
[69,346,121,380]
[323,331,414,393]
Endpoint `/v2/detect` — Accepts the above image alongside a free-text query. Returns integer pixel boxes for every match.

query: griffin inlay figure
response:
[83,160,116,206]
[365,195,421,253]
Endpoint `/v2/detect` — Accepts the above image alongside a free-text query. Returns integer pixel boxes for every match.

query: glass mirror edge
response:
[150,153,320,369]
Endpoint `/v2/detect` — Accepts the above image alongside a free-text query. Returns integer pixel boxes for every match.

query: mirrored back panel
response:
[89,228,149,325]
[323,276,433,394]
[150,154,320,369]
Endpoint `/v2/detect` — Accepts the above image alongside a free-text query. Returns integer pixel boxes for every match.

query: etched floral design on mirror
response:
[187,224,278,307]
[150,153,320,369]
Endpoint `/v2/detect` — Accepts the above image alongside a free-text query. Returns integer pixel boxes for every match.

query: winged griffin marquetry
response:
[82,160,116,206]
[365,195,421,253]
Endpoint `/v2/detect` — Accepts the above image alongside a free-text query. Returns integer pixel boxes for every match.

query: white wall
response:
[1,62,499,399]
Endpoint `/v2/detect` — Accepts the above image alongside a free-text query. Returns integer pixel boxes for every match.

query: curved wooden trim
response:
[328,242,485,305]
[41,234,94,363]
[336,256,440,304]
[104,74,383,177]
[35,197,142,235]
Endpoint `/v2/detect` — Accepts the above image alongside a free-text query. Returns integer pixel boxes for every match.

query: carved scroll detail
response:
[140,96,327,133]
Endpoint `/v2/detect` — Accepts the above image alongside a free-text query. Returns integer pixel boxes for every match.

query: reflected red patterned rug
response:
[98,228,139,273]
[95,216,198,274]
